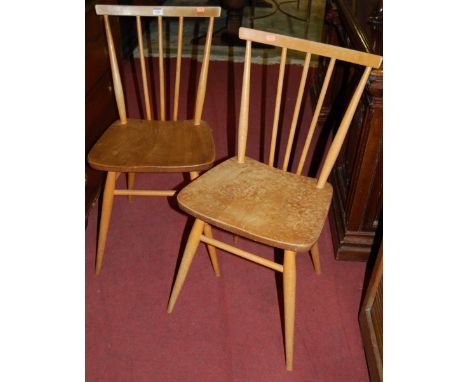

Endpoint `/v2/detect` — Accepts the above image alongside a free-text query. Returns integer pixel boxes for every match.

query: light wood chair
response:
[88,5,222,275]
[167,27,382,370]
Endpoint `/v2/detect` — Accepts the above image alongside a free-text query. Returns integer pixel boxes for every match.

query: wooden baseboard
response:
[329,168,375,261]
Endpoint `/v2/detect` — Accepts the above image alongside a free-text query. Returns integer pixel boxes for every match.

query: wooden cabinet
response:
[314,0,383,260]
[85,0,121,219]
[359,243,383,381]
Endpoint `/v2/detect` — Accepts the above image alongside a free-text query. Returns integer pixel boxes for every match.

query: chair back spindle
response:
[282,52,311,171]
[296,57,335,175]
[237,40,252,164]
[316,66,372,188]
[103,14,127,124]
[269,47,287,167]
[157,16,166,121]
[136,16,152,120]
[237,28,382,186]
[173,16,184,120]
[193,16,215,125]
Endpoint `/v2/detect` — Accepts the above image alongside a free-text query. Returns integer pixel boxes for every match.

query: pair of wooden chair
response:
[88,5,382,371]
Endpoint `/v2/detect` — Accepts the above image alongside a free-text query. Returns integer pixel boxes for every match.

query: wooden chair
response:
[167,27,382,370]
[87,5,222,275]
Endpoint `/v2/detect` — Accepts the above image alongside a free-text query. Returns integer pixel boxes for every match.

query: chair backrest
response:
[95,5,221,125]
[237,27,383,188]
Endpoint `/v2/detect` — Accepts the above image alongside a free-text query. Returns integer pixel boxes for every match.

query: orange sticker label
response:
[196,7,205,13]
[266,34,276,42]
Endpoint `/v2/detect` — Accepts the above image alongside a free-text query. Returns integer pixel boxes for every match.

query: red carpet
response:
[86,58,369,381]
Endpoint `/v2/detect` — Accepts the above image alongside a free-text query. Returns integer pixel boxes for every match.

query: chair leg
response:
[310,242,321,275]
[203,223,221,277]
[283,250,296,371]
[127,172,135,202]
[188,171,220,277]
[167,218,205,313]
[95,171,116,275]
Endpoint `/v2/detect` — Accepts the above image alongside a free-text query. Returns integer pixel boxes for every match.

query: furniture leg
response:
[189,171,220,276]
[167,218,205,313]
[127,172,135,202]
[283,250,296,371]
[96,171,116,275]
[310,242,321,275]
[203,223,221,277]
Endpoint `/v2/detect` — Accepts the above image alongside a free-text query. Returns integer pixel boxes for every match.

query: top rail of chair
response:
[239,28,382,68]
[95,5,221,18]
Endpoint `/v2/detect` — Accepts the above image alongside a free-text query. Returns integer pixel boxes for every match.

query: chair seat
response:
[87,119,215,173]
[177,157,333,252]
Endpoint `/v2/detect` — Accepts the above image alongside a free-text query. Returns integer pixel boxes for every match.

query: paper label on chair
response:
[196,7,205,13]
[266,34,276,42]
[152,8,163,15]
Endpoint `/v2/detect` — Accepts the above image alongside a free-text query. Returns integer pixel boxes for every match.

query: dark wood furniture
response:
[359,242,383,381]
[313,0,383,261]
[85,0,121,220]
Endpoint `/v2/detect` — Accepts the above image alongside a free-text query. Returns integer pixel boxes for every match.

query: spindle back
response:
[96,5,221,125]
[237,27,382,188]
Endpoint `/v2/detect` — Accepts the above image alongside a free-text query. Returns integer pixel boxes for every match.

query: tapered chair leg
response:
[96,171,117,275]
[127,172,135,202]
[310,242,321,275]
[203,223,221,277]
[188,171,220,277]
[167,218,205,313]
[283,250,296,371]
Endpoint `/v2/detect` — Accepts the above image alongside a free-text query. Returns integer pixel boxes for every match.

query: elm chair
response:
[167,27,383,370]
[88,5,222,275]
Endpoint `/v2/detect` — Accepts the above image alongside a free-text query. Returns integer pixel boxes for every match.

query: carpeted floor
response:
[85,58,370,381]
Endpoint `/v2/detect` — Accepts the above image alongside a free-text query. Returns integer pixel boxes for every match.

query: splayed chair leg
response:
[310,242,321,275]
[127,172,135,202]
[167,218,205,313]
[203,223,221,277]
[96,171,116,275]
[189,171,220,277]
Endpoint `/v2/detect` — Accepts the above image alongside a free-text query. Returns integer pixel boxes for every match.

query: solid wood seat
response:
[88,119,215,173]
[178,157,332,252]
